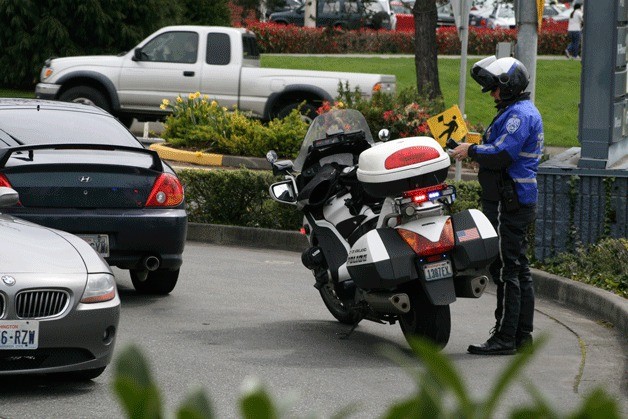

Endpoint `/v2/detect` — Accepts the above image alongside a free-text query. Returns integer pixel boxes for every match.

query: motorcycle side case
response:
[357,137,450,198]
[346,226,456,305]
[451,209,499,270]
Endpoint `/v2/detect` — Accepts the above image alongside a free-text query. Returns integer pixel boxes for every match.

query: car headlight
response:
[81,273,116,303]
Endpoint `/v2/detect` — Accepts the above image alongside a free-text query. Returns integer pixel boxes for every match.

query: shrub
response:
[161,93,308,159]
[539,238,628,298]
[177,168,302,230]
[246,22,570,55]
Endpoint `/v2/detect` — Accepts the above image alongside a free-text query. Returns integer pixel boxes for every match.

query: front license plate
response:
[78,234,110,257]
[0,321,39,349]
[422,260,453,281]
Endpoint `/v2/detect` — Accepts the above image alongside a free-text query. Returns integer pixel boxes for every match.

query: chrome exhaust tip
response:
[364,292,411,314]
[143,255,160,272]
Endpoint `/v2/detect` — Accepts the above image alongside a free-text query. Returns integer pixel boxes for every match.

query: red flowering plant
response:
[319,82,444,141]
[247,21,568,55]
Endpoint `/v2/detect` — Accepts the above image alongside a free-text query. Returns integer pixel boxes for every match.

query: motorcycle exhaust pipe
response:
[143,255,160,272]
[454,275,488,298]
[363,292,411,314]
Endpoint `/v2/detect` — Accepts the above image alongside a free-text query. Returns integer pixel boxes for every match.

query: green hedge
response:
[178,168,481,230]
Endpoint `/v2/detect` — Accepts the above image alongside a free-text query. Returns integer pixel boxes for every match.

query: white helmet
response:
[471,56,530,101]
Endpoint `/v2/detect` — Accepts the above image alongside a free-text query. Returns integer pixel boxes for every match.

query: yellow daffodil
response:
[176,96,183,103]
[211,100,217,107]
[161,99,170,106]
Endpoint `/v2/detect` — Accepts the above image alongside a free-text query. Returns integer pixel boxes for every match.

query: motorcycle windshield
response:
[293,109,374,172]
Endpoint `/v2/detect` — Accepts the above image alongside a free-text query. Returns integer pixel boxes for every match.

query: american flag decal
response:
[456,227,480,242]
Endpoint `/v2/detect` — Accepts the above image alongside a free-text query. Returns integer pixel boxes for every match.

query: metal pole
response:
[304,0,316,28]
[455,0,470,182]
[514,0,538,102]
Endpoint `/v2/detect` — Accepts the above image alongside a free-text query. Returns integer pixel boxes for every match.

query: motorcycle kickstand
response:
[338,317,363,340]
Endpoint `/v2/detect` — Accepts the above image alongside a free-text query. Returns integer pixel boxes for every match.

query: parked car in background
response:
[263,0,304,19]
[0,186,119,380]
[270,0,393,30]
[0,99,187,295]
[486,2,515,29]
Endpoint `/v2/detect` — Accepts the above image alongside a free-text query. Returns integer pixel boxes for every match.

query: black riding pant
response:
[482,199,536,339]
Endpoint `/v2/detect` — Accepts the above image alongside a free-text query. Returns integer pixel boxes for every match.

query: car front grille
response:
[16,290,70,319]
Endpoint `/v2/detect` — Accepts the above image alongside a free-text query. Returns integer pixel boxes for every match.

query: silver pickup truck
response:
[35,25,396,126]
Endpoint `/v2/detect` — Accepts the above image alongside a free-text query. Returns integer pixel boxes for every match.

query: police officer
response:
[451,56,544,355]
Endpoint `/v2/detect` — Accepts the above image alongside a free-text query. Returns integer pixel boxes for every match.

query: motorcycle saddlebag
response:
[346,228,418,290]
[357,137,450,198]
[451,209,499,270]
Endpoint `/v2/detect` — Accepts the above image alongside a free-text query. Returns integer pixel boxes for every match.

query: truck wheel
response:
[399,289,451,349]
[277,102,318,123]
[130,268,179,295]
[59,86,110,113]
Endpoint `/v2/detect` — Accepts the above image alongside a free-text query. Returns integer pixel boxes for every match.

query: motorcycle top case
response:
[357,136,450,198]
[451,209,499,270]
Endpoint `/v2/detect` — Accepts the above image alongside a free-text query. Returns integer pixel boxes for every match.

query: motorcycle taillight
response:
[397,218,455,256]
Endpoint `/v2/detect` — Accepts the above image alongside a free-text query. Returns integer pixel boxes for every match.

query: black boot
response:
[516,333,533,351]
[468,332,516,355]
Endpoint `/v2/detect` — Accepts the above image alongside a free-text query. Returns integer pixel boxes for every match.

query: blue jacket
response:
[469,99,544,205]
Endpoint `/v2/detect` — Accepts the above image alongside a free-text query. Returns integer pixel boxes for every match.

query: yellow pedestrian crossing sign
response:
[427,105,468,147]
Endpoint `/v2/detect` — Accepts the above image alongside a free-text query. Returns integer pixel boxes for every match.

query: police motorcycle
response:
[267,109,498,348]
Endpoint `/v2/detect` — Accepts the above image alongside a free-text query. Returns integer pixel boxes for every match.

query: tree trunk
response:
[412,0,442,100]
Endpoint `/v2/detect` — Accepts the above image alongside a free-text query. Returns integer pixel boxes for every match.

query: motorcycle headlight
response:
[81,273,116,303]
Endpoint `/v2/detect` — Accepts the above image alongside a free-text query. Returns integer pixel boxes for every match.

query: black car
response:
[270,0,367,30]
[0,99,187,295]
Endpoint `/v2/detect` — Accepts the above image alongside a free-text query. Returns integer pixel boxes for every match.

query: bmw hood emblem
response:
[1,275,16,286]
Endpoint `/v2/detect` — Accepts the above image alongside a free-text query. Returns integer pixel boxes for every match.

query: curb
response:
[187,222,628,339]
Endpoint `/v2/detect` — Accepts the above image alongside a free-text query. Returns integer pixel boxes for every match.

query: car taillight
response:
[145,173,184,207]
[397,218,455,256]
[402,184,448,204]
[384,146,441,169]
[0,173,12,188]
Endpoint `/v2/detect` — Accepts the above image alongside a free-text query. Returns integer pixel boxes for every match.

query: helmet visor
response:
[471,66,498,93]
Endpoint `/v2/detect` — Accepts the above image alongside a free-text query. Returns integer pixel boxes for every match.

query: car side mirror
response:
[0,187,19,208]
[132,48,143,61]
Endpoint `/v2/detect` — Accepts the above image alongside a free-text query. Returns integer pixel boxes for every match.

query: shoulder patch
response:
[506,115,521,134]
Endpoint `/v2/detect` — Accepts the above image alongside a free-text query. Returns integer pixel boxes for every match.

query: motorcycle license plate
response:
[422,260,452,281]
[0,321,39,349]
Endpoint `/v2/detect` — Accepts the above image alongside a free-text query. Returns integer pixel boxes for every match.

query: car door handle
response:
[183,71,195,77]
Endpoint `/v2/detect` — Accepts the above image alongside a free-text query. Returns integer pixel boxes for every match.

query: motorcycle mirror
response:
[378,128,390,142]
[270,181,297,204]
[266,150,278,164]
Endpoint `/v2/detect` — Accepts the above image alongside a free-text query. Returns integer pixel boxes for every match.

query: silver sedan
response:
[0,187,119,380]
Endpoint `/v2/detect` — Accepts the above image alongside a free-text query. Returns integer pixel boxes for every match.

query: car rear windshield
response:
[0,108,141,147]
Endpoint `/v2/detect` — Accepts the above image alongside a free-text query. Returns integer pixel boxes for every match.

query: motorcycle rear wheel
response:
[399,290,451,349]
[319,282,360,325]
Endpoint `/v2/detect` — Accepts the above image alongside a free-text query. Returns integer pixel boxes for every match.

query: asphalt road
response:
[0,242,626,418]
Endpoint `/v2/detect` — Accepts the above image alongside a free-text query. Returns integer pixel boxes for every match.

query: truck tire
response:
[277,102,318,123]
[59,86,110,113]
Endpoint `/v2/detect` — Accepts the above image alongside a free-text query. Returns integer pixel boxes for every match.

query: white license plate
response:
[78,234,110,257]
[422,260,453,281]
[0,321,39,349]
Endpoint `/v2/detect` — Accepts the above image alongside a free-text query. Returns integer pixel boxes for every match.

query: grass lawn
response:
[262,55,581,148]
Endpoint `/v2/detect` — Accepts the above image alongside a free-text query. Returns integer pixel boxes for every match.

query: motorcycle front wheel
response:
[319,282,360,325]
[399,288,451,349]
